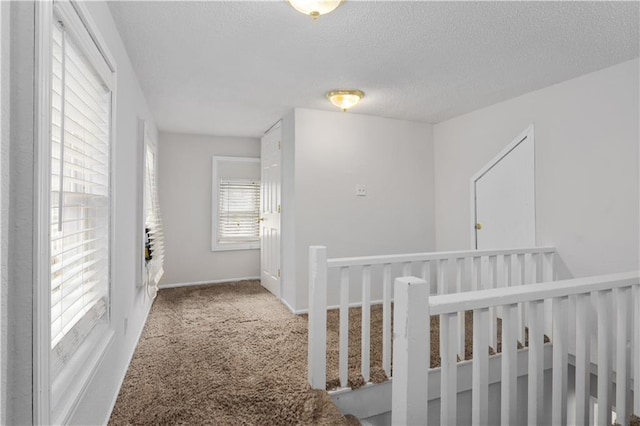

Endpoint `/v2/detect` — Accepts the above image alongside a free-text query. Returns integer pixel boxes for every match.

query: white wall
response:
[290,108,435,311]
[158,132,261,286]
[434,59,640,278]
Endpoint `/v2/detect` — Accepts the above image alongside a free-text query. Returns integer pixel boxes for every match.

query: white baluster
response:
[543,251,554,281]
[527,299,544,425]
[517,253,526,284]
[503,254,512,288]
[543,252,554,338]
[634,284,640,416]
[499,255,511,333]
[456,258,465,360]
[517,253,526,343]
[530,253,539,284]
[403,261,411,278]
[382,263,392,378]
[420,260,430,282]
[615,287,630,425]
[441,312,458,426]
[472,308,489,425]
[488,255,498,350]
[552,296,568,425]
[438,256,451,421]
[339,266,349,388]
[575,293,591,425]
[421,260,431,295]
[501,303,518,426]
[597,290,612,426]
[438,258,447,295]
[472,256,482,292]
[361,265,371,383]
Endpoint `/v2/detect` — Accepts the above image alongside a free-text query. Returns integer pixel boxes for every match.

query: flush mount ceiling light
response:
[326,90,365,112]
[287,0,344,19]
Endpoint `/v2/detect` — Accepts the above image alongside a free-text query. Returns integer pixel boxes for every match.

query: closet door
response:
[260,123,281,297]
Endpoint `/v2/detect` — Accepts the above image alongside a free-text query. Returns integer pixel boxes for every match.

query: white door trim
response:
[469,124,536,249]
[264,119,281,135]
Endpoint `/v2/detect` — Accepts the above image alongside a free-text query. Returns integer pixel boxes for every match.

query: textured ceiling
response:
[108,1,639,137]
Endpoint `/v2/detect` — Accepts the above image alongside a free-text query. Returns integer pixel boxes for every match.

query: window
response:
[218,178,260,241]
[144,134,164,289]
[49,14,111,375]
[211,156,260,251]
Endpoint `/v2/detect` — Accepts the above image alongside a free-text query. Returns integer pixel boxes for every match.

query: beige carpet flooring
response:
[109,280,357,425]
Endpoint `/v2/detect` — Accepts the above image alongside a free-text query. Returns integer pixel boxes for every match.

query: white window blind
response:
[50,21,111,372]
[144,145,164,286]
[218,178,260,243]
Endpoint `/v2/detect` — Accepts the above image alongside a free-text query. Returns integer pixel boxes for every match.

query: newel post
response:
[392,276,430,426]
[308,246,327,389]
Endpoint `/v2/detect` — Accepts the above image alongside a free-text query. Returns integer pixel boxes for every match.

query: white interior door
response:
[473,126,535,250]
[260,123,281,297]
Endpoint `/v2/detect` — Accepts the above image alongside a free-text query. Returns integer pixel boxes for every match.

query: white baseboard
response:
[280,297,297,314]
[158,276,260,290]
[292,298,389,315]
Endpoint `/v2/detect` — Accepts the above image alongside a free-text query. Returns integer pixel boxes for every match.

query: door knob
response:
[475,223,483,230]
[257,217,265,223]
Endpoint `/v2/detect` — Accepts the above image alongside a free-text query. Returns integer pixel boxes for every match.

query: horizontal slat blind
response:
[145,146,164,285]
[50,21,110,364]
[218,178,260,242]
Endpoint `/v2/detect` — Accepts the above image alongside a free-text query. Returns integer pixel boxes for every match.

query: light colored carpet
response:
[109,280,358,425]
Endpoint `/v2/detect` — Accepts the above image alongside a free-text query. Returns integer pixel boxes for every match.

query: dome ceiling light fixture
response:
[287,0,344,19]
[326,89,365,112]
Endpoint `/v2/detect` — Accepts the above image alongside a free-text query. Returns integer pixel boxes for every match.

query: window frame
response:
[143,125,164,289]
[34,1,117,424]
[211,156,261,252]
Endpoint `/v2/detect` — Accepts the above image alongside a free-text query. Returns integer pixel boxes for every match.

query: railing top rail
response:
[325,246,555,268]
[428,270,639,316]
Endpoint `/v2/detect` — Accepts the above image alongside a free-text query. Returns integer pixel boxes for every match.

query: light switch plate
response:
[356,184,367,196]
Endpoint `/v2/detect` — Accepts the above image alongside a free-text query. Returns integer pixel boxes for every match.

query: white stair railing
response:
[307,245,556,390]
[392,271,640,426]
